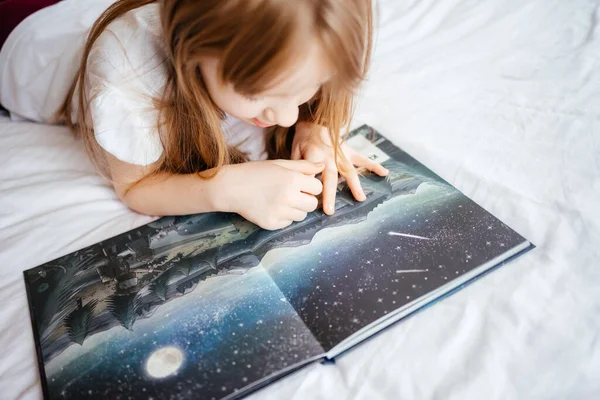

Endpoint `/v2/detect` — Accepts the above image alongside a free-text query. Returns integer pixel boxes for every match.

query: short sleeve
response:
[85,5,167,166]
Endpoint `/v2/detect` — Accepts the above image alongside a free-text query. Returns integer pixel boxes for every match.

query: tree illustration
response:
[37,249,103,342]
[63,299,99,345]
[106,293,142,331]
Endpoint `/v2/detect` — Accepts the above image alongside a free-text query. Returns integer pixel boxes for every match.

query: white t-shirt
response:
[0,0,267,165]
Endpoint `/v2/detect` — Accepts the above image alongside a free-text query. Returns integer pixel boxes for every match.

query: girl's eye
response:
[244,95,261,102]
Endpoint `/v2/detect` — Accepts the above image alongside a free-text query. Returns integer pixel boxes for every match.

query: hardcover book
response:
[23,125,533,399]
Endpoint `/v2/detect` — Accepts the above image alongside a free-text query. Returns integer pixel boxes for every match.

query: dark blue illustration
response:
[23,126,530,400]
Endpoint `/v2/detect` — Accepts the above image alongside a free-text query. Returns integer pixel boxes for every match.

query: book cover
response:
[23,125,532,399]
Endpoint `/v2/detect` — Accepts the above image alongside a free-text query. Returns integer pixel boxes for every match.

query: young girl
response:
[3,0,388,230]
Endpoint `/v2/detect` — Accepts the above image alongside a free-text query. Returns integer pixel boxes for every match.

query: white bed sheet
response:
[1,0,599,399]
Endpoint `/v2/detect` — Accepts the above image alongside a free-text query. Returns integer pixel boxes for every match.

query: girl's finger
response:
[342,166,366,202]
[285,209,308,222]
[321,166,339,215]
[277,220,293,230]
[273,159,325,175]
[350,152,389,176]
[299,175,323,196]
[291,192,319,213]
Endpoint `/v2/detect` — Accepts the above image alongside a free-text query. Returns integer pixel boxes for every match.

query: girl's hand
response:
[218,160,324,230]
[291,122,389,215]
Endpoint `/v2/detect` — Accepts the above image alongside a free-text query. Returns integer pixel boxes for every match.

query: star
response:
[358,288,364,293]
[377,298,383,303]
[395,246,401,250]
[366,260,372,265]
[487,225,493,230]
[486,241,491,246]
[500,243,505,247]
[466,254,472,260]
[375,248,379,252]
[352,318,360,324]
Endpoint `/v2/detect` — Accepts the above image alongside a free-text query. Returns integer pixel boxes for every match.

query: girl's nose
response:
[265,102,299,128]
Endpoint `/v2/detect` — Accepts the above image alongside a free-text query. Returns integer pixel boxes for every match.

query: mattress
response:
[1,0,599,398]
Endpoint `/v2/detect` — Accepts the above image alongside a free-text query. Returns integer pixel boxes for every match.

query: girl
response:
[5,0,389,230]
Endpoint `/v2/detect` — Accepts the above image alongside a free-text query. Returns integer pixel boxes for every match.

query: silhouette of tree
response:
[106,293,141,331]
[63,299,98,345]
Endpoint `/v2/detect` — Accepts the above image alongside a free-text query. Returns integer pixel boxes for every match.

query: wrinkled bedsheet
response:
[1,0,599,398]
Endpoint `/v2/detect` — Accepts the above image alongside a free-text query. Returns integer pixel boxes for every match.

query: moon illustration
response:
[145,346,184,378]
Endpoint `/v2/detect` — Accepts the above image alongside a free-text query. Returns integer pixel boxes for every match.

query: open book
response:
[23,125,533,400]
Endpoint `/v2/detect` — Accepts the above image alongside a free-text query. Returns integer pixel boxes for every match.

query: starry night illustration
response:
[23,126,531,400]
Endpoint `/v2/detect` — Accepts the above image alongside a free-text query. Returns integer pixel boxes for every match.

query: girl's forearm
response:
[120,167,230,216]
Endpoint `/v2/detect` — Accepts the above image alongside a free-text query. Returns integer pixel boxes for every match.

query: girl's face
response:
[199,41,333,128]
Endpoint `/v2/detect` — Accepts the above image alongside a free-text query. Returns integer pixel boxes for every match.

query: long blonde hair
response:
[58,0,373,176]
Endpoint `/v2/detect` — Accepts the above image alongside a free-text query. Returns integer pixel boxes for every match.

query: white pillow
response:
[0,0,116,123]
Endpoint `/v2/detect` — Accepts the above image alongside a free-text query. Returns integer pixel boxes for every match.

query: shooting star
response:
[395,269,429,273]
[388,231,431,240]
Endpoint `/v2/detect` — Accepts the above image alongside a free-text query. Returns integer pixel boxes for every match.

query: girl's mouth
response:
[252,118,275,128]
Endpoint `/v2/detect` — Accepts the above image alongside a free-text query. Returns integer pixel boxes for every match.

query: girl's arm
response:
[106,153,325,230]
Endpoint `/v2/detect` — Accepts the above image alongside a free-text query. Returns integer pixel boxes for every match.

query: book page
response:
[24,213,324,399]
[260,127,527,351]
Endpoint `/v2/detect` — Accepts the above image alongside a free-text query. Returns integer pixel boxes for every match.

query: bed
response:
[1,0,599,398]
